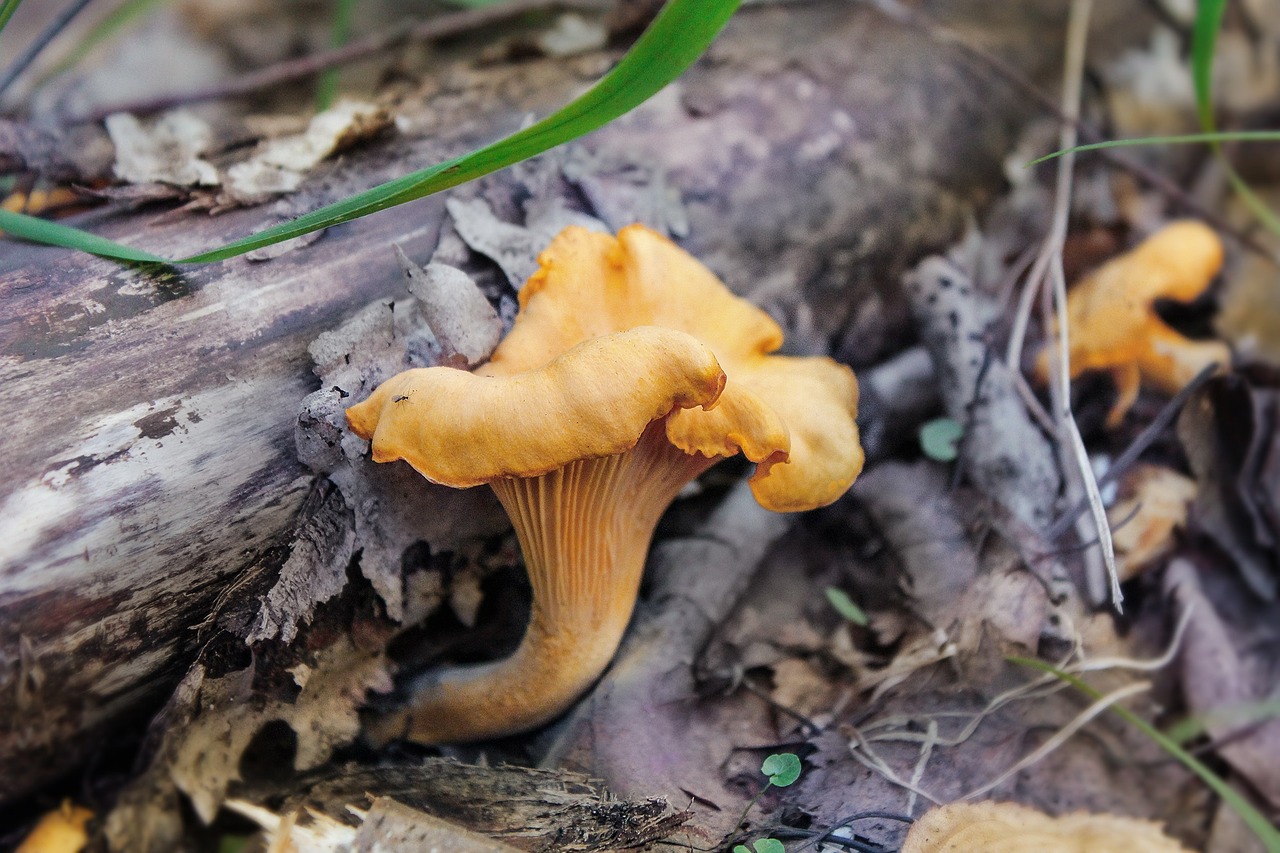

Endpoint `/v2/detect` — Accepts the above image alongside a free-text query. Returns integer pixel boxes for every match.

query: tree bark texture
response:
[0,0,1150,800]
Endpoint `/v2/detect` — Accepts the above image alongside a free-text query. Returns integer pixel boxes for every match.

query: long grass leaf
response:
[0,210,165,261]
[1190,0,1280,236]
[0,0,740,264]
[1192,0,1226,132]
[1028,130,1280,165]
[316,0,358,110]
[0,0,23,39]
[1010,657,1280,852]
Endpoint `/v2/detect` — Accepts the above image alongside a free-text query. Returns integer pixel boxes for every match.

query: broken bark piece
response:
[251,759,690,852]
[394,245,503,367]
[227,796,524,853]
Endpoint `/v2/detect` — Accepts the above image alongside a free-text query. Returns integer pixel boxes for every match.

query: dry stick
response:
[78,0,610,122]
[959,680,1152,801]
[1045,361,1219,541]
[1027,0,1122,611]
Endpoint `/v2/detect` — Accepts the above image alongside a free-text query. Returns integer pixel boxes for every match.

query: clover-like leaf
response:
[919,417,964,462]
[760,753,802,787]
[753,839,785,853]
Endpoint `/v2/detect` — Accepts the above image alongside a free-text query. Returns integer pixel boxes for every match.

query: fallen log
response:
[0,0,1150,801]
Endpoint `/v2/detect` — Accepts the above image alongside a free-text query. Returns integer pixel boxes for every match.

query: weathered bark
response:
[0,0,1150,801]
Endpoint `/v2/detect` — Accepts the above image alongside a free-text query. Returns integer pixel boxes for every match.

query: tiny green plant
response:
[825,586,868,626]
[919,417,964,463]
[734,840,784,853]
[732,753,802,853]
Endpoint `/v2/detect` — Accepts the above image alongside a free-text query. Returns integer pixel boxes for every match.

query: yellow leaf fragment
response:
[902,801,1192,853]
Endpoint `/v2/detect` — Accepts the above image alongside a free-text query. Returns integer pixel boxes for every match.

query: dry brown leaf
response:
[1109,464,1197,581]
[105,111,218,187]
[902,801,1192,853]
[225,101,392,204]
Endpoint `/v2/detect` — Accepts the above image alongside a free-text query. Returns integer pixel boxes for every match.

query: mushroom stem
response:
[378,421,716,744]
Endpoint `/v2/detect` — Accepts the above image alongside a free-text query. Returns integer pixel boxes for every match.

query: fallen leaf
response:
[902,801,1192,853]
[105,111,218,187]
[1109,464,1197,582]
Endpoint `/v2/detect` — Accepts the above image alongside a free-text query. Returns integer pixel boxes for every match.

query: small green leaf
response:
[824,587,868,626]
[920,417,964,462]
[733,846,752,853]
[760,753,801,787]
[753,840,785,853]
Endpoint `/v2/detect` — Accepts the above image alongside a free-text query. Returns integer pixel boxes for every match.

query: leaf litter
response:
[12,3,1280,852]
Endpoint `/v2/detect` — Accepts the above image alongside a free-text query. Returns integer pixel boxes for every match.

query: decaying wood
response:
[0,0,1154,801]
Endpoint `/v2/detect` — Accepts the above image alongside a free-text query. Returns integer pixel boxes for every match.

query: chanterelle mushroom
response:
[1036,220,1231,427]
[347,224,864,743]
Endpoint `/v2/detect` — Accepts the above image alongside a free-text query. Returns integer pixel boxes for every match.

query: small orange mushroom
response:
[15,801,93,853]
[348,225,863,743]
[1036,220,1231,427]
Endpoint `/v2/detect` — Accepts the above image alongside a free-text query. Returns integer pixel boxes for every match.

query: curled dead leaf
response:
[902,801,1192,853]
[1109,464,1197,582]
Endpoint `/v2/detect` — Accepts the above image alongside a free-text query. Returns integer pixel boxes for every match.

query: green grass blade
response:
[1192,0,1226,132]
[1190,0,1280,236]
[1027,130,1280,165]
[1010,657,1280,852]
[0,0,24,39]
[0,0,741,264]
[316,0,358,110]
[0,208,165,261]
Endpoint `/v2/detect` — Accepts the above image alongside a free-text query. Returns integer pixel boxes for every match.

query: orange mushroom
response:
[348,224,863,743]
[1036,220,1231,427]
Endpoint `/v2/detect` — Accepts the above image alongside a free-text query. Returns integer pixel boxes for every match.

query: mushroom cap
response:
[479,225,863,512]
[346,326,726,488]
[1035,220,1231,423]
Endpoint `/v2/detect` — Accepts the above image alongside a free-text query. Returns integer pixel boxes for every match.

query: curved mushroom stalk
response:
[350,225,864,744]
[375,422,714,744]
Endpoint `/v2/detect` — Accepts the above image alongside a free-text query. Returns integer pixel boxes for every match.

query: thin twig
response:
[78,0,609,122]
[1045,361,1219,540]
[0,0,94,98]
[959,680,1152,800]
